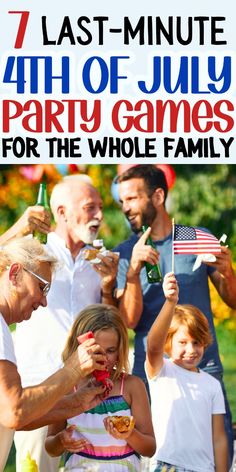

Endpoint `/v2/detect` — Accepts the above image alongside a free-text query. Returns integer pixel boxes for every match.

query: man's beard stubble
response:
[129,200,156,234]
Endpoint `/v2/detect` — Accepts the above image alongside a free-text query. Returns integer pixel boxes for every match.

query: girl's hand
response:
[103,416,135,440]
[58,425,89,453]
[163,272,179,303]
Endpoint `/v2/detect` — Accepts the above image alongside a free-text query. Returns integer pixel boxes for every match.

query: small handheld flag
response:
[173,224,221,255]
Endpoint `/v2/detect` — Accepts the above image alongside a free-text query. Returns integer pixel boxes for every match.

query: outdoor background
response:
[1,163,236,471]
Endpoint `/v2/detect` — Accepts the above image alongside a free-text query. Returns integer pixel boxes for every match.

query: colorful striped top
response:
[65,376,140,471]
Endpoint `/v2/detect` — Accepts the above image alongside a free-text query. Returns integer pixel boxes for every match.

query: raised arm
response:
[0,206,51,244]
[146,272,178,378]
[118,227,159,329]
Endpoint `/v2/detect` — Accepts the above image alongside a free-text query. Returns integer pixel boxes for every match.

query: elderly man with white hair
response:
[13,175,119,472]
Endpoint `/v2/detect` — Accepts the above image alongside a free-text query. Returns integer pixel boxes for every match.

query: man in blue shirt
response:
[114,164,236,466]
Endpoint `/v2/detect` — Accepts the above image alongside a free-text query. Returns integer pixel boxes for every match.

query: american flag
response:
[173,224,222,255]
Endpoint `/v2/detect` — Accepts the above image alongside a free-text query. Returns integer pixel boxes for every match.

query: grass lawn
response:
[4,326,235,472]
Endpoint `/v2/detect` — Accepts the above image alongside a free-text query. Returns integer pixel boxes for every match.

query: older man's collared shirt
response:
[15,232,101,386]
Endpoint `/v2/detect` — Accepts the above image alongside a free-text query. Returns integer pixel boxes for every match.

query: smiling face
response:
[12,261,52,323]
[119,178,156,233]
[94,328,119,374]
[170,325,205,372]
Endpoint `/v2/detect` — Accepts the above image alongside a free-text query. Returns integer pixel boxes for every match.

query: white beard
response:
[73,221,100,244]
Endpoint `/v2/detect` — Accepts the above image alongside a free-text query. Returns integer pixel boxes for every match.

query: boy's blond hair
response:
[165,304,212,356]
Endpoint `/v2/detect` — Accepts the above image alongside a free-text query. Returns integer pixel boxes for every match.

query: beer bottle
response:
[33,182,50,244]
[142,225,162,283]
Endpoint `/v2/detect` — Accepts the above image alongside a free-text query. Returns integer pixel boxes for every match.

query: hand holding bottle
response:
[0,205,51,245]
[129,226,160,277]
[142,225,162,283]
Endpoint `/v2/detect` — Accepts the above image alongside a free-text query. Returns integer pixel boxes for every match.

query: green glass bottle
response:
[33,182,50,244]
[142,225,162,283]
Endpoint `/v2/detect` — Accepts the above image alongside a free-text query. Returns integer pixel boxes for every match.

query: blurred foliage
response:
[0,165,61,232]
[169,164,236,252]
[0,163,236,329]
[209,273,236,330]
[215,322,236,422]
[167,164,236,332]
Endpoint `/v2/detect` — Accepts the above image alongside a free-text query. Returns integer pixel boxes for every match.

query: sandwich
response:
[83,248,100,261]
[108,415,135,433]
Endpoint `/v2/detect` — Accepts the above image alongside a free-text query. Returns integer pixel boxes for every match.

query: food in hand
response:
[83,248,100,261]
[108,415,135,433]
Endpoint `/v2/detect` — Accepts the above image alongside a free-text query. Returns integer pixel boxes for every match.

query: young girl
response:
[45,303,156,471]
[146,272,228,472]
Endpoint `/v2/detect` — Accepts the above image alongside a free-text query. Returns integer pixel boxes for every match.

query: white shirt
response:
[146,358,225,472]
[15,232,101,386]
[0,314,16,459]
[0,313,16,364]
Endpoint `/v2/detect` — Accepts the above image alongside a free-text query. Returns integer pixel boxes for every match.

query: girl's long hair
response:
[62,304,129,381]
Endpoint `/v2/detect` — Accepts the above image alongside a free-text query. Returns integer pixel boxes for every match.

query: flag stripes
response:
[173,225,221,255]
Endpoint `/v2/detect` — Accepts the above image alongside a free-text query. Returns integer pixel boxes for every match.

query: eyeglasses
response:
[23,268,51,296]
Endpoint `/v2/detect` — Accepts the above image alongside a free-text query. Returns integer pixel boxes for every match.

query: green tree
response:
[170,165,236,258]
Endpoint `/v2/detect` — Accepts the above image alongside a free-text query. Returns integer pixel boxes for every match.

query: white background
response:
[0,0,235,164]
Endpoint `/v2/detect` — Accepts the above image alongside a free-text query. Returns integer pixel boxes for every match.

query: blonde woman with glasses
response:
[0,237,108,472]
